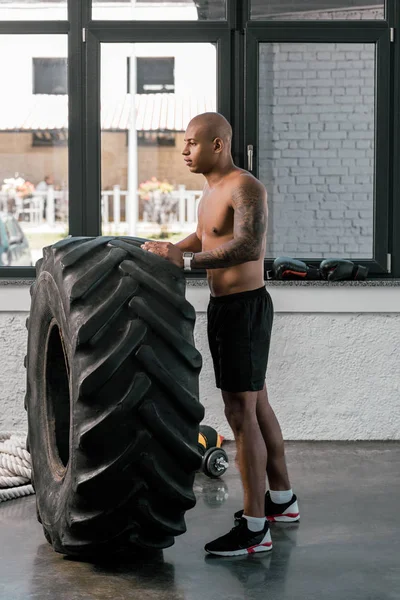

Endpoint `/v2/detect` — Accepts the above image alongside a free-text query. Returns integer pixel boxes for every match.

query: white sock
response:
[243,515,266,532]
[269,489,293,504]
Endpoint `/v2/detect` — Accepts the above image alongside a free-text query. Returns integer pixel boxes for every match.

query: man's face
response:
[182,124,217,175]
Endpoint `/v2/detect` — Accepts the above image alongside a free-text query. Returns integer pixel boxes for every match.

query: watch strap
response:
[183,252,194,271]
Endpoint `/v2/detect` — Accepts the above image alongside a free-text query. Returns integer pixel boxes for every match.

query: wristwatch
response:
[183,252,195,271]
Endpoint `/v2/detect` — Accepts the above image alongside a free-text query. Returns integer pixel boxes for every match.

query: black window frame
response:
[246,22,391,276]
[244,0,397,279]
[84,20,232,239]
[0,0,399,280]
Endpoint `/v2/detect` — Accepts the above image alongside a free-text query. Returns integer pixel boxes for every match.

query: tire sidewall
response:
[27,268,74,537]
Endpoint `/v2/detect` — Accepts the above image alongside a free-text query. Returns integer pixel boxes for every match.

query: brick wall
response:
[0,133,68,188]
[259,9,380,260]
[0,130,201,195]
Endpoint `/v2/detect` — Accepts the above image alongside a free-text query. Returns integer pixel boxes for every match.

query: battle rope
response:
[0,433,34,502]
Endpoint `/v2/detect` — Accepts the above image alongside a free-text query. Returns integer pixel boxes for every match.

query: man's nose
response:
[182,146,190,156]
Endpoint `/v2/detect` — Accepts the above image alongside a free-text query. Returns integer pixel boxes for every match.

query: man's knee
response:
[222,391,257,431]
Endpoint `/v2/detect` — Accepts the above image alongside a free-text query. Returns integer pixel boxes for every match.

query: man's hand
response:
[141,241,184,268]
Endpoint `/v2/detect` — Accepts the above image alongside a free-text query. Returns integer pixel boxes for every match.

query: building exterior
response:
[0,32,216,195]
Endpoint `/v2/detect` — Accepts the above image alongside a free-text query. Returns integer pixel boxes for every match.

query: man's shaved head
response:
[187,112,232,145]
[182,112,233,175]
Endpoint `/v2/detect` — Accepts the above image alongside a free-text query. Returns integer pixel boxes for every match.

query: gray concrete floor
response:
[0,442,399,600]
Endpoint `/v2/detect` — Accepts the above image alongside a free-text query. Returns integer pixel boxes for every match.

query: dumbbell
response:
[198,425,229,478]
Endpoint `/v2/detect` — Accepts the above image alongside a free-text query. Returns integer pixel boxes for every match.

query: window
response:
[128,57,175,94]
[258,42,376,260]
[101,42,217,238]
[138,57,175,94]
[0,35,69,271]
[33,58,67,95]
[1,1,398,279]
[0,0,67,20]
[32,131,68,148]
[250,0,385,20]
[92,0,227,21]
[137,132,176,147]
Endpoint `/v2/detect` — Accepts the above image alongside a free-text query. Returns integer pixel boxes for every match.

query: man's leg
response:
[256,383,291,490]
[204,387,273,555]
[222,389,267,517]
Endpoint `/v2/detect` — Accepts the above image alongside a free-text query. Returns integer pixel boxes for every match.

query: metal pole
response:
[127,0,138,236]
[113,185,121,231]
[102,192,109,229]
[46,185,55,228]
[178,184,186,227]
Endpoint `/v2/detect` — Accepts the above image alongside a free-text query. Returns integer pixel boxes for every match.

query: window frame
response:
[245,22,391,276]
[84,22,232,238]
[0,0,399,280]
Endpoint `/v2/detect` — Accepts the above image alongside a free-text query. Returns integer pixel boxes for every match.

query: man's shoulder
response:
[228,168,264,187]
[229,170,266,200]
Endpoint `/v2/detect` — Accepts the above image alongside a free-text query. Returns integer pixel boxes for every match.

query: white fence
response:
[0,186,67,227]
[101,184,202,228]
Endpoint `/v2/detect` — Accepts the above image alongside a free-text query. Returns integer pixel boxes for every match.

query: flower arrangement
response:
[2,176,35,199]
[138,177,174,201]
[138,177,177,234]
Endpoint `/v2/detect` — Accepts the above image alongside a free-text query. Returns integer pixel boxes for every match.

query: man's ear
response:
[213,137,224,154]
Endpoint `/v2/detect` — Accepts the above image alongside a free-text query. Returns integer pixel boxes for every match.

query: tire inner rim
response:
[45,321,71,476]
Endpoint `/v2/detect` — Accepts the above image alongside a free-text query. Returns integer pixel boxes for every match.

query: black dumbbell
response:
[198,425,229,478]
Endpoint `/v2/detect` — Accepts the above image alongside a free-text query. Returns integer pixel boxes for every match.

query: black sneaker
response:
[234,491,300,524]
[204,517,272,557]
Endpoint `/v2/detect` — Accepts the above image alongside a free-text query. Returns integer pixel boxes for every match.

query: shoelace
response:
[230,519,247,535]
[231,519,264,537]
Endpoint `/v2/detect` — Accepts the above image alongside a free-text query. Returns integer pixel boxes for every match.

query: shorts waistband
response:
[209,286,267,304]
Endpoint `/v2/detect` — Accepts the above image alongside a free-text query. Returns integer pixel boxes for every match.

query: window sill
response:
[185,278,400,287]
[2,278,400,313]
[185,278,400,313]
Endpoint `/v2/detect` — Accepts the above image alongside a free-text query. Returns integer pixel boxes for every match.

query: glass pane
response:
[259,42,375,260]
[0,1,67,20]
[251,1,384,20]
[93,0,226,21]
[100,42,217,241]
[0,35,69,267]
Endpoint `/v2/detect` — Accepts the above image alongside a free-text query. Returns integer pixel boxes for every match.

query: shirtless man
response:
[141,112,300,557]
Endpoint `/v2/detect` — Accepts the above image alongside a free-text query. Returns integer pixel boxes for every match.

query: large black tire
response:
[25,236,204,558]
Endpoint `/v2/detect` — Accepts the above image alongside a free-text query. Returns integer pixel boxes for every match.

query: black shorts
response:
[207,286,274,393]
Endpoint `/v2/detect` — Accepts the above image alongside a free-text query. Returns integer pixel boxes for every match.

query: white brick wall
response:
[259,9,379,260]
[2,298,400,441]
[268,6,384,21]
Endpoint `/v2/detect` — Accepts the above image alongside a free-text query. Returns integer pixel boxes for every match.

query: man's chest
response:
[197,192,234,238]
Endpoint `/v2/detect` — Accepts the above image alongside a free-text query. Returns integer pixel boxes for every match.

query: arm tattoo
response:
[192,179,267,270]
